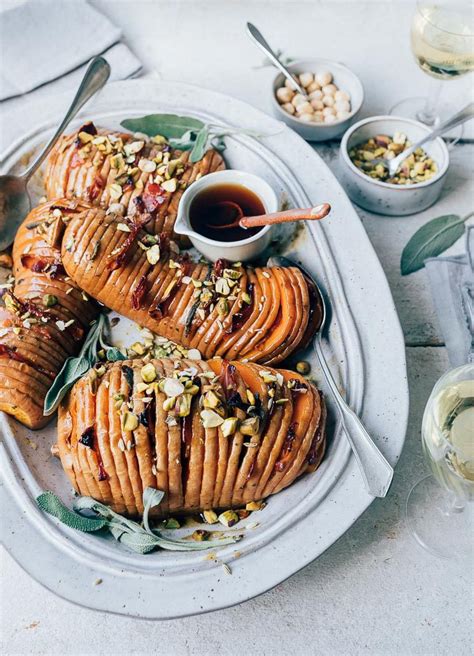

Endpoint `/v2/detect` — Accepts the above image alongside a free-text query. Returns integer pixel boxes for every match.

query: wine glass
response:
[406,363,474,559]
[391,1,474,131]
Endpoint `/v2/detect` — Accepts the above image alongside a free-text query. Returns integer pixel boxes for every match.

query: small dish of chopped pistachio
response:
[339,115,449,216]
[348,132,438,185]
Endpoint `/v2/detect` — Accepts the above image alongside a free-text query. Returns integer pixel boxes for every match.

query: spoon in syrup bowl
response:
[206,202,331,231]
[0,56,110,250]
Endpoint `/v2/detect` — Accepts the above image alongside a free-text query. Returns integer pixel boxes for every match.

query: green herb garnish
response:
[401,212,473,275]
[37,488,241,554]
[43,314,125,415]
[120,113,272,164]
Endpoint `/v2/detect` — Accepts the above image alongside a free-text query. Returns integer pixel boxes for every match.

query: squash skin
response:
[44,125,225,245]
[57,358,326,516]
[0,200,99,429]
[60,206,315,365]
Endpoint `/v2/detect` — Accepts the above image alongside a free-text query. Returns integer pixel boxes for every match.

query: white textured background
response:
[1,1,473,655]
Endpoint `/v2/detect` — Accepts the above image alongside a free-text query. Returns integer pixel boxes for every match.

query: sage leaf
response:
[36,492,107,532]
[190,126,210,163]
[121,114,204,139]
[143,487,165,534]
[43,355,91,415]
[106,347,126,362]
[401,214,465,275]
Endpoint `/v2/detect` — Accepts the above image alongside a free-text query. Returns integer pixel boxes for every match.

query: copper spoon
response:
[206,202,331,230]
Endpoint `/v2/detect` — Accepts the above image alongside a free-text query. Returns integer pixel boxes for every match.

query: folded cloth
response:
[425,225,474,367]
[0,0,141,101]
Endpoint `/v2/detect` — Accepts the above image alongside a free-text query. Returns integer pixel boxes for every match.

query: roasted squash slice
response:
[56,357,326,516]
[60,205,316,365]
[44,123,225,244]
[0,200,98,429]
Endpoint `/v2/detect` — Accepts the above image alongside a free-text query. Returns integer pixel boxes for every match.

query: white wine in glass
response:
[391,1,474,127]
[406,364,474,559]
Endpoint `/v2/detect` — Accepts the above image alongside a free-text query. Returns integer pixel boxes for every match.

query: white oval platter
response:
[0,80,408,619]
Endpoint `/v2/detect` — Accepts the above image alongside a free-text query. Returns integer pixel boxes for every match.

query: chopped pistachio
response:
[177,393,192,417]
[218,510,239,527]
[241,292,252,305]
[201,409,225,429]
[191,529,209,542]
[141,362,157,383]
[202,510,219,524]
[116,222,131,232]
[240,416,260,436]
[163,517,180,529]
[162,377,185,397]
[131,341,146,355]
[246,389,256,406]
[163,396,177,412]
[122,412,139,432]
[186,348,202,360]
[221,416,239,437]
[246,500,266,511]
[203,390,221,409]
[296,361,311,375]
[43,293,58,307]
[146,244,161,265]
[161,178,177,193]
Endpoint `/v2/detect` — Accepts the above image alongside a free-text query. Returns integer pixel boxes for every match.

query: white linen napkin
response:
[0,0,142,102]
[425,226,474,367]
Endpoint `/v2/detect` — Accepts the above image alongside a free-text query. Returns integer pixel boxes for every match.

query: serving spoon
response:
[268,255,394,498]
[246,22,308,99]
[371,102,474,178]
[0,56,111,251]
[206,202,331,231]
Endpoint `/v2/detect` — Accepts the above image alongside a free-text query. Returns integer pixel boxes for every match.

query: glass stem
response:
[443,490,465,516]
[416,79,442,125]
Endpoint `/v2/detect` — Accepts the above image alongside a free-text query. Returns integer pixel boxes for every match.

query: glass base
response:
[405,474,473,559]
[390,97,464,144]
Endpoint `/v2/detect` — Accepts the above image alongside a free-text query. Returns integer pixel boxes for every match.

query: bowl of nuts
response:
[339,116,449,216]
[271,58,364,141]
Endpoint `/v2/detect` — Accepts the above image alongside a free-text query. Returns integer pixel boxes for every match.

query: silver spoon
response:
[246,22,308,98]
[268,255,394,498]
[371,102,474,178]
[0,56,110,250]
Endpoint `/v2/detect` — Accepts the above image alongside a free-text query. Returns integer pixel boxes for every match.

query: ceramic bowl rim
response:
[175,169,276,248]
[340,114,450,191]
[270,57,364,128]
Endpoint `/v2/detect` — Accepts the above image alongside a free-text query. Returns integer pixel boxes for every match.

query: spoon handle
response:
[240,204,331,228]
[246,22,307,97]
[390,102,474,175]
[22,56,111,181]
[314,334,394,498]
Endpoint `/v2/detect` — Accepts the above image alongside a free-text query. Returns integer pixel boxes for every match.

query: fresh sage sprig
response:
[401,211,474,276]
[121,113,273,164]
[37,488,242,554]
[43,314,125,416]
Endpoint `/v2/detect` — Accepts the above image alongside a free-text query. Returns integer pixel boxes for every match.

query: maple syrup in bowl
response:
[175,170,278,262]
[190,183,265,242]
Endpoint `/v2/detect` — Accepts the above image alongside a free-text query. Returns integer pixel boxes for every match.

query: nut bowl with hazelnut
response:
[339,115,449,216]
[271,58,364,141]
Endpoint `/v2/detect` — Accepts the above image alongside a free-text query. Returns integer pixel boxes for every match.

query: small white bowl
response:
[175,170,278,262]
[339,116,449,216]
[271,58,364,142]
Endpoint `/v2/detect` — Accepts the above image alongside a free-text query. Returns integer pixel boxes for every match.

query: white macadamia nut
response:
[334,90,350,102]
[322,106,336,117]
[310,99,324,110]
[299,72,314,88]
[276,86,294,103]
[291,93,307,107]
[322,84,337,96]
[282,102,295,115]
[324,114,337,123]
[336,110,351,120]
[322,95,335,107]
[312,112,324,123]
[316,71,332,86]
[308,89,323,101]
[307,81,320,93]
[285,76,299,89]
[335,100,351,113]
[298,113,313,123]
[296,101,313,114]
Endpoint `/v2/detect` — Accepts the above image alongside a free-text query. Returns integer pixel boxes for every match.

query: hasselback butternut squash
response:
[57,357,326,516]
[44,123,225,243]
[60,205,320,365]
[0,200,98,428]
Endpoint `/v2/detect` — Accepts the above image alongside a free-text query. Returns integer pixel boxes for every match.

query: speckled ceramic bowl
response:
[339,116,449,216]
[271,58,364,142]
